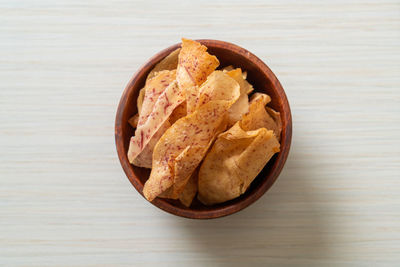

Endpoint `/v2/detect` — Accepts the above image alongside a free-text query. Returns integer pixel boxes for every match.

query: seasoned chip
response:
[169,101,187,125]
[143,96,238,201]
[266,107,282,141]
[128,71,185,168]
[128,114,139,128]
[225,68,250,125]
[158,71,240,198]
[137,87,145,114]
[240,93,271,131]
[179,169,198,207]
[146,48,181,82]
[139,70,176,126]
[198,123,280,205]
[131,121,171,168]
[196,71,241,109]
[222,65,234,72]
[241,93,281,140]
[177,38,220,114]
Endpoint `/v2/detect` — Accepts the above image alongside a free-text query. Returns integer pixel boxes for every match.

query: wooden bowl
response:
[115,40,292,219]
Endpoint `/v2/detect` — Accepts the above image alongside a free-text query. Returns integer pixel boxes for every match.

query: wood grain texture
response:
[1,0,399,266]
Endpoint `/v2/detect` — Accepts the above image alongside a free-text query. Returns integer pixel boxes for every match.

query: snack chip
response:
[131,121,171,168]
[266,107,282,141]
[143,86,239,201]
[137,87,145,114]
[177,38,219,114]
[178,169,198,207]
[146,48,181,82]
[159,71,240,199]
[225,68,250,125]
[128,114,139,128]
[128,71,185,168]
[241,93,281,140]
[198,123,280,205]
[169,101,187,125]
[196,71,240,109]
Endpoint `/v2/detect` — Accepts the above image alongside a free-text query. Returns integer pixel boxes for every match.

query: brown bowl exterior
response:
[115,40,292,219]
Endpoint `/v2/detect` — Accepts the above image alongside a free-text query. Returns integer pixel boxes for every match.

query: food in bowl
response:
[127,38,282,207]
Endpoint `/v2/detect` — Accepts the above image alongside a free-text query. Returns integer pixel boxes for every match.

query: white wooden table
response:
[1,0,399,266]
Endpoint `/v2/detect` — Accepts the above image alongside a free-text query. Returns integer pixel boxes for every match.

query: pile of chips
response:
[127,39,281,207]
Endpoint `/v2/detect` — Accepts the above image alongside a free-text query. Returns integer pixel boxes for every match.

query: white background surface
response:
[1,0,399,266]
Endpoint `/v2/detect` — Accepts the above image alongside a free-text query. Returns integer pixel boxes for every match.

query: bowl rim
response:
[115,39,292,219]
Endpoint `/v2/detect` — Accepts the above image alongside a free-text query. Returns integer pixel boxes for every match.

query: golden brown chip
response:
[178,169,198,207]
[240,93,271,131]
[128,70,185,168]
[138,70,176,126]
[266,107,282,141]
[128,114,139,128]
[222,65,234,72]
[196,71,241,109]
[177,38,220,114]
[225,68,250,125]
[198,123,280,205]
[169,101,187,125]
[241,93,281,140]
[143,98,237,201]
[152,71,240,199]
[137,87,145,115]
[131,121,171,168]
[146,48,181,82]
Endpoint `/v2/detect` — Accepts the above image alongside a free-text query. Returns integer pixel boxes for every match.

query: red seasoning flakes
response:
[177,38,219,114]
[128,74,185,168]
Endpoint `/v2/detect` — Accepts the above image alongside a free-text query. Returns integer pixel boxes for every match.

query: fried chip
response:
[138,70,176,126]
[154,71,240,199]
[240,93,271,131]
[196,71,241,109]
[143,93,239,201]
[179,169,198,207]
[128,114,139,128]
[266,107,282,141]
[131,121,171,168]
[128,70,185,168]
[169,101,187,125]
[137,87,145,115]
[241,93,281,140]
[146,48,181,82]
[177,38,220,114]
[225,68,250,126]
[198,123,280,205]
[222,65,234,72]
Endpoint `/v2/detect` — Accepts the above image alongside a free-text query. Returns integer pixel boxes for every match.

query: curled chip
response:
[143,79,239,201]
[128,70,185,168]
[266,107,282,141]
[128,114,139,128]
[241,93,281,140]
[198,123,280,205]
[143,101,230,201]
[160,71,240,199]
[169,101,187,125]
[225,68,250,126]
[137,87,145,115]
[196,71,241,109]
[177,38,220,114]
[146,48,181,82]
[179,169,199,207]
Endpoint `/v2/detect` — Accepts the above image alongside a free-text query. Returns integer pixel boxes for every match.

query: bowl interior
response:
[116,40,291,219]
